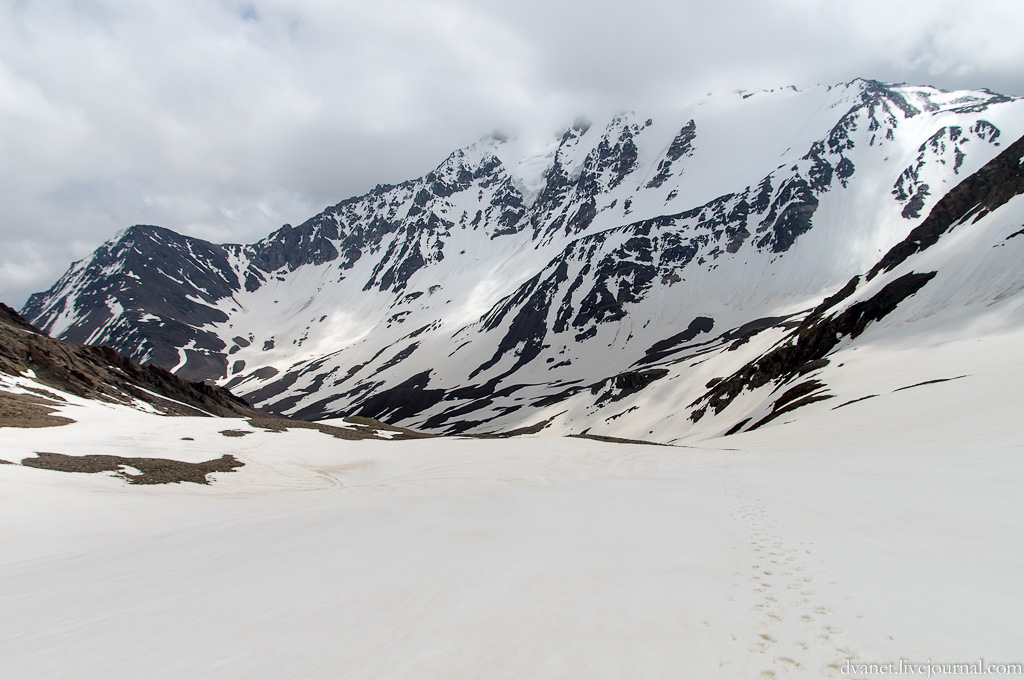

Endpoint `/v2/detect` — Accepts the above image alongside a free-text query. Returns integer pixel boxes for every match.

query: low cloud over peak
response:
[2,0,1022,305]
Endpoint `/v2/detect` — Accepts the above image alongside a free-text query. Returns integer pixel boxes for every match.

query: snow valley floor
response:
[2,388,1023,680]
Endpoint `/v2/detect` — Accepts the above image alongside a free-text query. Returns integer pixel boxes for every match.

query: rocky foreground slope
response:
[0,304,422,446]
[0,302,258,422]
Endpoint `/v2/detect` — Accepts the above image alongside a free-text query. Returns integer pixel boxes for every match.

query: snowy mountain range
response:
[21,79,1024,441]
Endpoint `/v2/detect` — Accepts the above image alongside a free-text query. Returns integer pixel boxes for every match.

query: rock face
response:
[20,80,1024,439]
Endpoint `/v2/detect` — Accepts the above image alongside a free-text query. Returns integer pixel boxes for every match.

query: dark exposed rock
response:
[832,394,877,409]
[589,120,640,191]
[723,418,751,436]
[870,132,1024,279]
[573,238,658,327]
[591,369,669,405]
[901,187,929,219]
[647,120,696,189]
[636,317,715,365]
[473,262,569,380]
[745,382,834,431]
[22,225,235,379]
[420,381,528,429]
[892,122,1004,221]
[374,343,419,374]
[237,368,301,408]
[755,177,819,253]
[690,271,936,421]
[723,315,789,342]
[246,222,340,272]
[251,366,280,380]
[1,303,41,334]
[808,277,861,318]
[892,375,966,392]
[354,371,446,423]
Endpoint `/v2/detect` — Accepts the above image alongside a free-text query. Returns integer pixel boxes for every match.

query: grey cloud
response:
[1,0,1021,306]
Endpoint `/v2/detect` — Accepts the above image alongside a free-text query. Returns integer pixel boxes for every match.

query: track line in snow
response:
[720,465,872,679]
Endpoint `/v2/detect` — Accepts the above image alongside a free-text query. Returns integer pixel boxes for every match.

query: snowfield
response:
[2,383,1022,679]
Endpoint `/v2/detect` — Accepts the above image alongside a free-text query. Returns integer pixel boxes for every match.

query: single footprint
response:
[760,671,776,680]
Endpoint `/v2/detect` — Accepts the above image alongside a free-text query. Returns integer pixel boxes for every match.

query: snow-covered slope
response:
[535,130,1024,442]
[2,368,1024,679]
[21,79,1024,438]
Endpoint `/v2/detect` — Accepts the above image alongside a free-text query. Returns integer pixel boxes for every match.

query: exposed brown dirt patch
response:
[568,433,672,447]
[20,452,244,485]
[246,415,432,440]
[0,390,75,428]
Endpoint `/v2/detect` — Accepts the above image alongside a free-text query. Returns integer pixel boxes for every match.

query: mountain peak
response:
[21,81,1024,438]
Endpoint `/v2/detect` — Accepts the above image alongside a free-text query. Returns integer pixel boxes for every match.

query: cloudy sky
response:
[2,0,1023,306]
